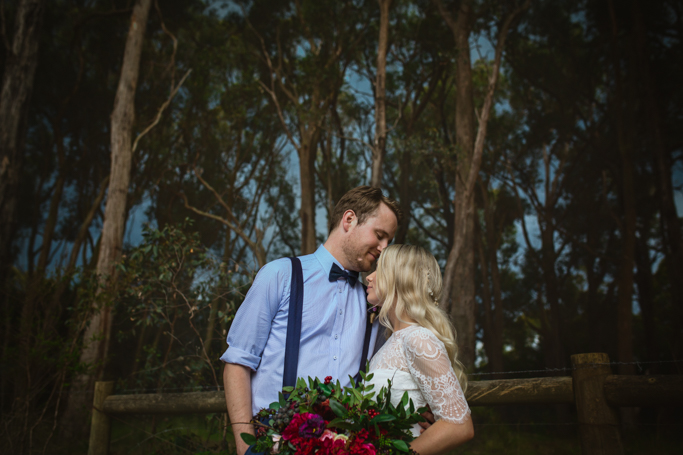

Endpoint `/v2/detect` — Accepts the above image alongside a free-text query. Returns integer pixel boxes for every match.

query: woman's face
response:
[366,271,380,306]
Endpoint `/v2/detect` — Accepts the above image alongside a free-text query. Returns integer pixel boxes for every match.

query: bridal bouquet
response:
[241,371,426,454]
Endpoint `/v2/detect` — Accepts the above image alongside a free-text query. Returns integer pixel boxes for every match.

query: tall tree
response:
[607,0,636,376]
[62,0,153,436]
[370,0,392,188]
[245,0,365,254]
[631,0,683,357]
[434,0,529,367]
[0,0,45,305]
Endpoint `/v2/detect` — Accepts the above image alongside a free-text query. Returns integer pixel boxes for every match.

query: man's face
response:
[342,203,398,272]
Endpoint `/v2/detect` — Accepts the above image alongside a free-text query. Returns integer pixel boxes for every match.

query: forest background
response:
[0,0,681,454]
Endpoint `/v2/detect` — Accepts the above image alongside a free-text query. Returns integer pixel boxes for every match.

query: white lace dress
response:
[366,325,471,437]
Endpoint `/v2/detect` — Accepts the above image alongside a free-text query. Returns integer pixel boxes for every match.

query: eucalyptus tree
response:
[238,0,371,254]
[370,0,392,188]
[62,0,155,436]
[0,0,45,336]
[380,0,454,245]
[147,10,288,269]
[432,0,530,368]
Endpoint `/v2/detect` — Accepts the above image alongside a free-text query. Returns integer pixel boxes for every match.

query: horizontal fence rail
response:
[103,390,226,415]
[99,375,681,414]
[89,353,683,455]
[466,376,574,405]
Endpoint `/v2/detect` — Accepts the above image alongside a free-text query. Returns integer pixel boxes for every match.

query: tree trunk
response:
[299,124,320,255]
[436,0,527,369]
[475,215,500,373]
[483,186,505,374]
[445,0,476,368]
[608,0,635,377]
[0,0,44,303]
[632,0,683,357]
[62,0,153,437]
[371,0,392,188]
[540,221,563,370]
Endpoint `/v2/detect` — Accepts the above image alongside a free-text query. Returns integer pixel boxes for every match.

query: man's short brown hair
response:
[328,186,402,234]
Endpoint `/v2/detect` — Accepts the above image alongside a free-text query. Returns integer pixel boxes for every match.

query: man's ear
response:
[341,210,357,232]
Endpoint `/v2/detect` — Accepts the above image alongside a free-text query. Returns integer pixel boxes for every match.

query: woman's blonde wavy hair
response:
[374,244,467,392]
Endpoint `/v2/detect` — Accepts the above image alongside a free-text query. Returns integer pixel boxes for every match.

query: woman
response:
[365,244,474,455]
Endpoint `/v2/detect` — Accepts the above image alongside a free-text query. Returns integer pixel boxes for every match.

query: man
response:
[221,186,401,455]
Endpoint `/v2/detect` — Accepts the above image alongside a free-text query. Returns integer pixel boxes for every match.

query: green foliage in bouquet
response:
[240,370,426,454]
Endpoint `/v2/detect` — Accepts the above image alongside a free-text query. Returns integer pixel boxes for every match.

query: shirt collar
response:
[314,244,351,274]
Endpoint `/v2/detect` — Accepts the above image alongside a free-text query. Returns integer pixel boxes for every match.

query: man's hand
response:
[419,406,435,433]
[224,363,254,455]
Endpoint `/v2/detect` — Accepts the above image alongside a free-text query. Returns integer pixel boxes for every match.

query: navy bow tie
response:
[329,263,359,287]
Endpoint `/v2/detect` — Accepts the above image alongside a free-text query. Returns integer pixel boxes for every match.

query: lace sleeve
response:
[402,327,471,425]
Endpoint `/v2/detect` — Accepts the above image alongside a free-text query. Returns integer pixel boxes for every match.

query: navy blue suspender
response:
[283,257,373,389]
[283,257,304,389]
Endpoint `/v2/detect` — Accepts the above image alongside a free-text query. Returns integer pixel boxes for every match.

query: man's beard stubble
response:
[341,238,373,273]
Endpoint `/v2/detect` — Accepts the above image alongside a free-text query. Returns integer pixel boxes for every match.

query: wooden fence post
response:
[88,381,115,455]
[571,353,623,455]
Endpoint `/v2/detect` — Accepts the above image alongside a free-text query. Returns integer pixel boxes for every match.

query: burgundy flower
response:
[299,413,326,438]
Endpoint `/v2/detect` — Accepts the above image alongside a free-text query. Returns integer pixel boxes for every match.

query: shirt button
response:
[339,310,343,315]
[333,356,337,360]
[338,288,342,293]
[335,335,338,340]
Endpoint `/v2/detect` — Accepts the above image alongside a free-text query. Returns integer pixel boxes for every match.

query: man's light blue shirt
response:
[221,245,379,415]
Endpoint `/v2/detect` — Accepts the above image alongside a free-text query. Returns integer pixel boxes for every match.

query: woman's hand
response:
[418,407,435,433]
[410,418,474,455]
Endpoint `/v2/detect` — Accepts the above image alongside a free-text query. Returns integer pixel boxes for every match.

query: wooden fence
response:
[88,353,683,455]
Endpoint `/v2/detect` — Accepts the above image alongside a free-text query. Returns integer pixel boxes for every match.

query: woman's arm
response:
[410,418,474,455]
[402,328,474,454]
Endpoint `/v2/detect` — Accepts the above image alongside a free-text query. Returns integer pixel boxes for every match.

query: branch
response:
[442,0,531,287]
[412,210,449,249]
[180,192,266,268]
[154,0,178,88]
[506,158,540,264]
[191,165,239,226]
[257,80,299,151]
[132,69,191,153]
[432,0,456,32]
[466,0,531,203]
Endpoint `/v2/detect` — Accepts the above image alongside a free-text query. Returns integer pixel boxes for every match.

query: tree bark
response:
[540,216,563,370]
[299,124,320,255]
[0,0,45,303]
[632,0,683,356]
[479,179,504,373]
[608,0,635,376]
[435,0,529,368]
[437,0,476,368]
[475,214,500,373]
[371,0,392,188]
[62,0,153,437]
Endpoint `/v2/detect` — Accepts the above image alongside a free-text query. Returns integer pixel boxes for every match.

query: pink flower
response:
[359,443,377,455]
[320,430,337,441]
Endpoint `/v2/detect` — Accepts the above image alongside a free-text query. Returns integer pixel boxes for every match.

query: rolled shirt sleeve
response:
[220,258,291,370]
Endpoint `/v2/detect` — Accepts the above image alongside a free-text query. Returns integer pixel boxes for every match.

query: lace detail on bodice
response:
[368,325,470,426]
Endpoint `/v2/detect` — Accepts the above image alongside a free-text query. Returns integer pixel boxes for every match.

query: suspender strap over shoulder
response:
[284,258,374,388]
[283,257,304,390]
[354,283,373,384]
[354,314,373,384]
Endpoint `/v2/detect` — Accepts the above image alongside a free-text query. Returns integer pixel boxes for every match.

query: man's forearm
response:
[224,363,254,455]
